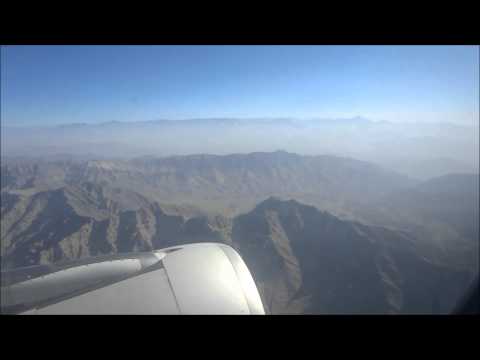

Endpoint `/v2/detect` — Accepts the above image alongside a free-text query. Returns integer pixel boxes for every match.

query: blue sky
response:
[1,45,478,126]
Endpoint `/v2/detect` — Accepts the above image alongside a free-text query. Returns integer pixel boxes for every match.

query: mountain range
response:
[1,151,478,314]
[2,117,477,179]
[1,151,416,216]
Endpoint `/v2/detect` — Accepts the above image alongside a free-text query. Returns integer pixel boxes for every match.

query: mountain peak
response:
[254,196,317,214]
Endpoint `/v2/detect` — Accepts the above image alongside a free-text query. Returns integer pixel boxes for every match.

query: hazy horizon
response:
[2,115,479,129]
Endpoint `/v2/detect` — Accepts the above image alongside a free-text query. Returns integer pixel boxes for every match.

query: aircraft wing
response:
[1,243,265,315]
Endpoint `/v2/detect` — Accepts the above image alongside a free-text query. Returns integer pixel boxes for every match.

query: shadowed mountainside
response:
[1,183,228,269]
[232,197,473,314]
[1,181,475,314]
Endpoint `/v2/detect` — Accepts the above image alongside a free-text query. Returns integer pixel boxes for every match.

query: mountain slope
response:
[1,183,229,269]
[353,173,479,272]
[231,197,473,314]
[1,151,415,216]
